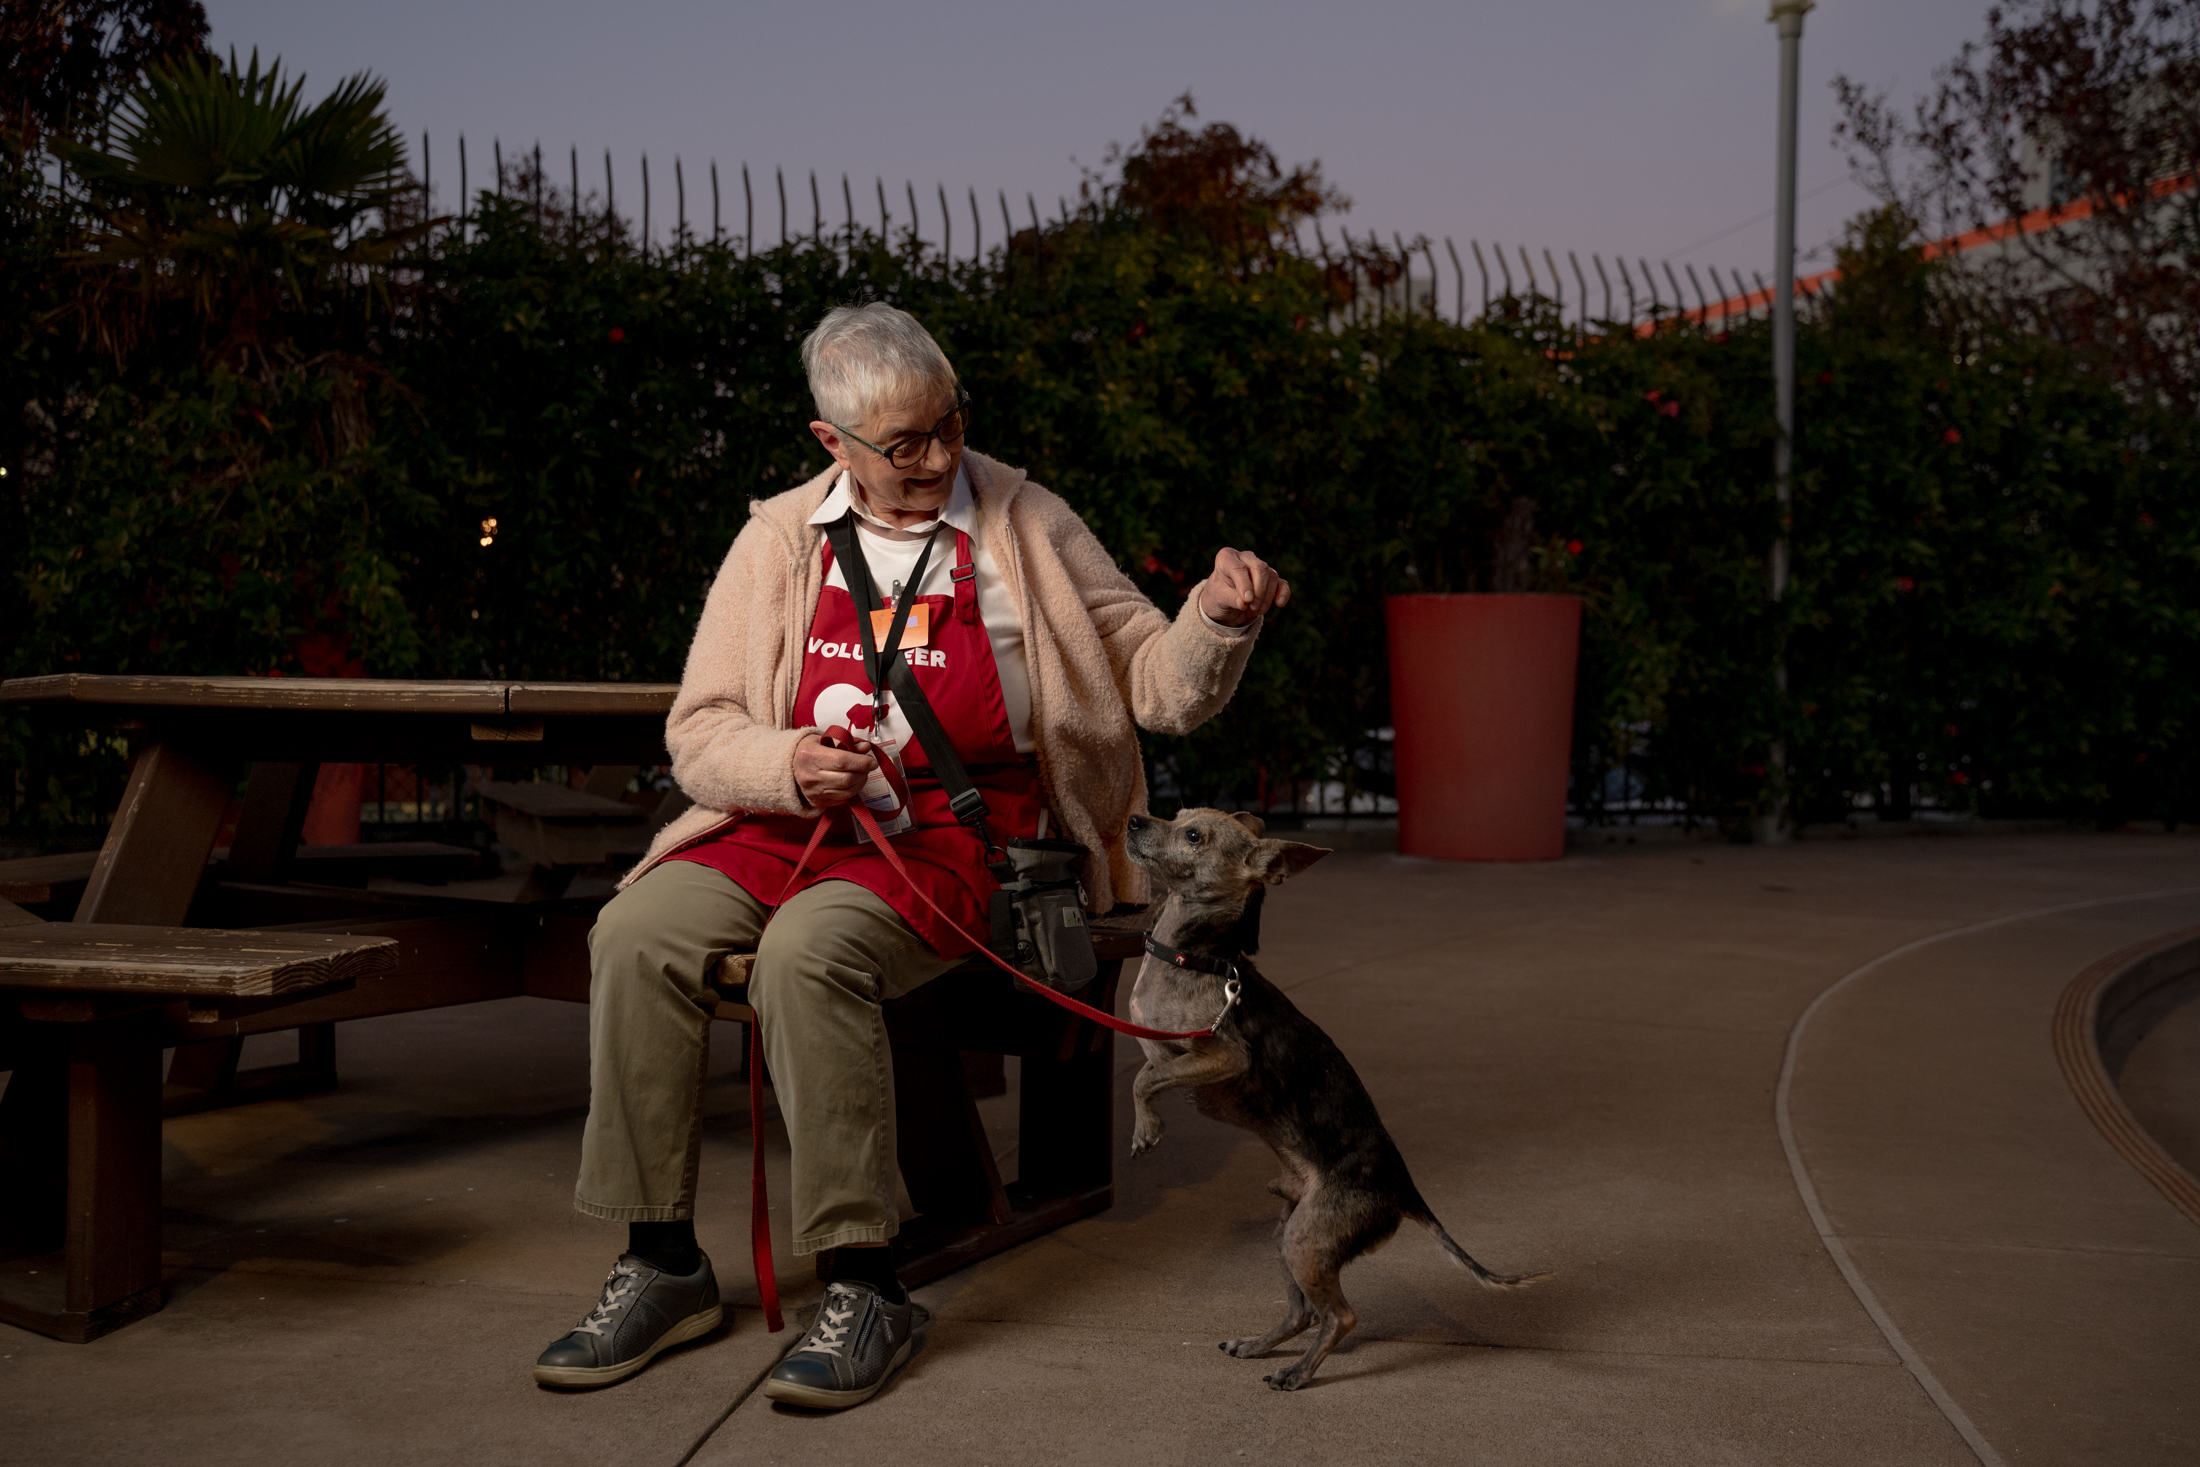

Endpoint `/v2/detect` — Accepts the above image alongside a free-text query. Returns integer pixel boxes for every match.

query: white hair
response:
[801,303,958,429]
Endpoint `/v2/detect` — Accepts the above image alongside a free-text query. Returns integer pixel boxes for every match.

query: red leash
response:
[746,1010,779,1330]
[746,810,835,1334]
[744,728,1238,1331]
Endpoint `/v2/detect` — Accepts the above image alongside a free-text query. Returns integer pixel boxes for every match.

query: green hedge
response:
[6,169,2198,836]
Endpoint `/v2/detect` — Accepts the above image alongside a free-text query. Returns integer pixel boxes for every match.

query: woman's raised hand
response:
[794,731,876,807]
[1198,547,1292,627]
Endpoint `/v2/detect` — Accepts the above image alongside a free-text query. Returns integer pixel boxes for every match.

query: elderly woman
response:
[533,304,1287,1406]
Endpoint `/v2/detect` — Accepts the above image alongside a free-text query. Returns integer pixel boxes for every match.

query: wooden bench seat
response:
[0,850,101,913]
[216,841,489,889]
[0,922,393,1000]
[0,844,486,915]
[474,780,666,901]
[0,912,397,1342]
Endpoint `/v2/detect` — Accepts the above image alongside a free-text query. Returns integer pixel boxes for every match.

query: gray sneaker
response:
[759,1280,927,1409]
[533,1253,724,1388]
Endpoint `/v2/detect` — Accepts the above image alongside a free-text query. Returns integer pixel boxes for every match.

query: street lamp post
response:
[1760,0,1813,845]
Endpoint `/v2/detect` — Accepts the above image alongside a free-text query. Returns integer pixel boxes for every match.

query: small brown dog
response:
[1124,807,1551,1390]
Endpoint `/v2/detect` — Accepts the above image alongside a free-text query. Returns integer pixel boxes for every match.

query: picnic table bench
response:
[0,845,487,919]
[0,909,395,1341]
[0,851,102,911]
[0,675,1146,1340]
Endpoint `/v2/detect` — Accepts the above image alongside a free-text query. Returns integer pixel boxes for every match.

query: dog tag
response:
[868,600,929,651]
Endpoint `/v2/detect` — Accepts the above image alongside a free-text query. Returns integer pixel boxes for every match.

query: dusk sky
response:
[208,0,1992,315]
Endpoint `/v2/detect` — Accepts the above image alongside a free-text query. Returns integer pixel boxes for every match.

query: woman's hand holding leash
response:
[793,730,876,807]
[1200,547,1291,627]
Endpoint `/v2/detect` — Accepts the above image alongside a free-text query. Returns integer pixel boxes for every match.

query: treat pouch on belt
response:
[990,838,1098,993]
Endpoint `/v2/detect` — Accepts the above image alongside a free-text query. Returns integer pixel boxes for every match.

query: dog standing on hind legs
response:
[1123,807,1553,1390]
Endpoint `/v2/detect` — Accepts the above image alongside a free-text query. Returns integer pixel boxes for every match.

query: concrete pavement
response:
[4,831,2197,1465]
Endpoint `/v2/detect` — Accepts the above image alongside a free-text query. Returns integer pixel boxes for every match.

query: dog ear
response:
[1229,811,1266,838]
[1251,839,1329,884]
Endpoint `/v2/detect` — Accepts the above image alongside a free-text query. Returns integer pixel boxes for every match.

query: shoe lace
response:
[795,1283,862,1359]
[573,1260,641,1338]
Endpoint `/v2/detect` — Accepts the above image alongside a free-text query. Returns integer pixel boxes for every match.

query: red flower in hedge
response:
[1950,771,1970,785]
[1566,539,1584,556]
[1662,400,1681,417]
[608,327,626,343]
[1644,390,1661,403]
[1897,577,1916,591]
[2140,512,2155,527]
[1818,371,1834,385]
[1943,428,1960,444]
[294,630,364,679]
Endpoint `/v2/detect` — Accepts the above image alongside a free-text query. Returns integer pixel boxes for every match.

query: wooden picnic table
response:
[0,675,1138,1342]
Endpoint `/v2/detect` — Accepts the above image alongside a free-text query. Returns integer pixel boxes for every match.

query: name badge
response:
[869,600,930,650]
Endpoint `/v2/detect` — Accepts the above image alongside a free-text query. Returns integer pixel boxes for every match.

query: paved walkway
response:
[4,833,2198,1465]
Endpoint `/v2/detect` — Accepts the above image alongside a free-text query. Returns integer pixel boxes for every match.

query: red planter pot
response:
[1386,594,1583,862]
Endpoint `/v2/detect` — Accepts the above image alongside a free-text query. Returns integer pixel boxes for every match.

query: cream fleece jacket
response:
[621,449,1262,912]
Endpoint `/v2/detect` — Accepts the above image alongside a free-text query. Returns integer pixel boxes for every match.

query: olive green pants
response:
[574,859,958,1253]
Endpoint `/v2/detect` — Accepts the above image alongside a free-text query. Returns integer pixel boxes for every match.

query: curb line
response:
[1773,886,2200,1467]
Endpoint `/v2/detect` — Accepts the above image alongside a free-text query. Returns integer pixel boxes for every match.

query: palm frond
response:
[54,48,417,367]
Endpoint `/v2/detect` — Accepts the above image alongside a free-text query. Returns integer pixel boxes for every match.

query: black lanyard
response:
[822,511,996,836]
[833,512,940,726]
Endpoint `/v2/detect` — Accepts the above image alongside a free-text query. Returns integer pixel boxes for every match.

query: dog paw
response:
[1128,1124,1163,1158]
[1262,1369,1305,1392]
[1219,1338,1261,1359]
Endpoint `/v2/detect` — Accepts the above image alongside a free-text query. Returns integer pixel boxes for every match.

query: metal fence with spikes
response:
[1366,230,1784,332]
[417,134,1794,331]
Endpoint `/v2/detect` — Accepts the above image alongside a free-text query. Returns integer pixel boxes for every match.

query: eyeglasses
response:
[833,392,971,470]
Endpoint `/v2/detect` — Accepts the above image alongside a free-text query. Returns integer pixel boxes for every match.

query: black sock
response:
[827,1246,906,1303]
[628,1219,700,1275]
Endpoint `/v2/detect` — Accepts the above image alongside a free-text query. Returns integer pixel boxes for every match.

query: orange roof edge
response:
[1629,172,2195,336]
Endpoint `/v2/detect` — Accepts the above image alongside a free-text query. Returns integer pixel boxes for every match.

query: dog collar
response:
[1144,936,1245,981]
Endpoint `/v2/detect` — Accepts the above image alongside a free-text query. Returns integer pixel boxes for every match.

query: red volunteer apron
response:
[667,524,1042,957]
